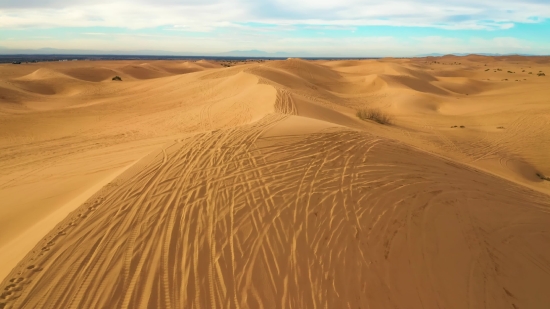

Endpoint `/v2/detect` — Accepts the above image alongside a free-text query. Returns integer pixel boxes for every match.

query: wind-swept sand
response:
[1,56,550,308]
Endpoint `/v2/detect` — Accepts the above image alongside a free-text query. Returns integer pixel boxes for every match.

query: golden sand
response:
[1,56,549,308]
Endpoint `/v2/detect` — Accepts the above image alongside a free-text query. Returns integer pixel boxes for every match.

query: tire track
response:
[2,115,550,309]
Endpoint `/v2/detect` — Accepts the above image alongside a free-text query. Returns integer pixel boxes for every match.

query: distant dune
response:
[1,56,549,309]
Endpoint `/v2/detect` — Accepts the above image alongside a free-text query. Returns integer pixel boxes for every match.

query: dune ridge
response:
[1,56,550,309]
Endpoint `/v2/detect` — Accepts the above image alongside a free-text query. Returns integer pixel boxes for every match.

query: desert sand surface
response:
[1,56,550,308]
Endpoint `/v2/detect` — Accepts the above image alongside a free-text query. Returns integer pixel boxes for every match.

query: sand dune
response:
[1,56,550,309]
[61,67,121,82]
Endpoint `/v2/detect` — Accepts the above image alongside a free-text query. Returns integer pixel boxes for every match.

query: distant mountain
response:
[215,50,304,58]
[416,52,540,57]
[5,47,542,59]
[0,47,194,56]
[0,47,311,58]
[416,53,447,57]
[416,53,490,57]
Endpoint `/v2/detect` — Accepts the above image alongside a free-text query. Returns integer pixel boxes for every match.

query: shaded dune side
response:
[2,115,550,309]
[119,65,172,80]
[49,61,214,83]
[433,77,490,95]
[8,68,92,96]
[0,85,36,105]
[246,63,359,112]
[60,67,121,82]
[382,75,449,95]
[247,65,363,129]
[265,59,344,82]
[155,62,207,75]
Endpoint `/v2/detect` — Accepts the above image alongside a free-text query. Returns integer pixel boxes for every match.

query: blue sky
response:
[1,0,550,56]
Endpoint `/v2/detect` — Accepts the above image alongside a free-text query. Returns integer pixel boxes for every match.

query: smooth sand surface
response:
[1,56,549,308]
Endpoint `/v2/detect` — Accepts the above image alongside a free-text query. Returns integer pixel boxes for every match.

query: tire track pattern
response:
[2,115,550,309]
[274,89,297,115]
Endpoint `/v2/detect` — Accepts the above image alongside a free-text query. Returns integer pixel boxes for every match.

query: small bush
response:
[356,108,393,125]
[112,76,122,81]
[538,72,546,76]
[537,173,550,181]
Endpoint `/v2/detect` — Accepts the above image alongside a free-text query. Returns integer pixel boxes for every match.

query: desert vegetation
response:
[356,108,393,125]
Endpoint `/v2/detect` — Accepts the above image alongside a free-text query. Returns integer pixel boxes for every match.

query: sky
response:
[1,0,550,57]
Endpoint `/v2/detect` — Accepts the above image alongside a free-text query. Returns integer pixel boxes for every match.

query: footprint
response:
[4,284,15,291]
[1,291,12,299]
[26,265,35,270]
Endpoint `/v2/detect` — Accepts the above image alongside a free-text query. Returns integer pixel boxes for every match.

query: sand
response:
[0,56,549,308]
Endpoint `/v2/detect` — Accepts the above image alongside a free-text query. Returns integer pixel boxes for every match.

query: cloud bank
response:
[1,0,549,30]
[1,1,549,56]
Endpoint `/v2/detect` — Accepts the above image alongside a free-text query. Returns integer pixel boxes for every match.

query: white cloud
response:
[0,1,247,31]
[0,0,549,30]
[469,37,531,50]
[1,0,549,55]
